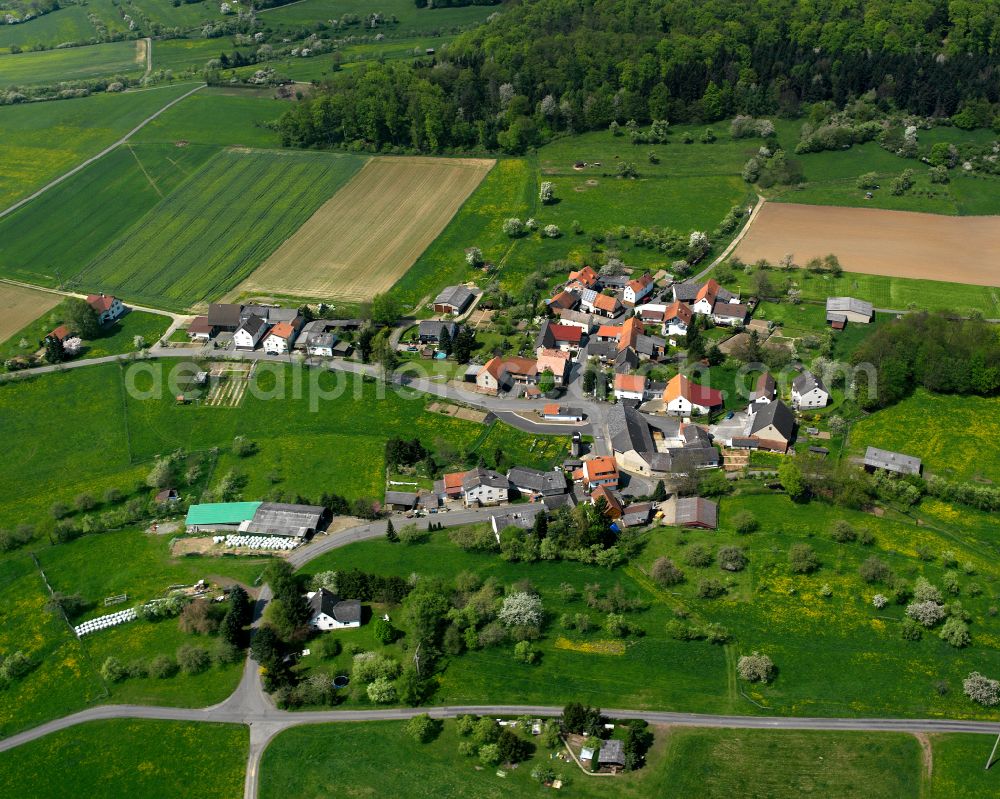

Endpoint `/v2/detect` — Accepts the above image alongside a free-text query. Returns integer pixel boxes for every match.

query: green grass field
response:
[0,719,248,798]
[930,734,1000,798]
[0,6,96,52]
[0,302,170,364]
[0,83,197,210]
[262,720,927,799]
[151,37,252,73]
[0,39,144,86]
[769,119,1000,216]
[849,390,1000,483]
[260,0,494,34]
[70,148,366,310]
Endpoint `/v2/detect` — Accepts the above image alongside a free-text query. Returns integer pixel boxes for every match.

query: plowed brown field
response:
[0,283,60,344]
[238,156,494,302]
[735,203,1000,287]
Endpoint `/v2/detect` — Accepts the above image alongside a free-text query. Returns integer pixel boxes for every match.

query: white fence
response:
[216,534,300,551]
[74,607,137,638]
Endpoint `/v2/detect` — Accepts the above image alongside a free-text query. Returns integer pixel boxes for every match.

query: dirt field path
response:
[735,203,1000,287]
[237,156,494,302]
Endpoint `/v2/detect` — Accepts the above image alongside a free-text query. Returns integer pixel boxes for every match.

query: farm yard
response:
[0,39,145,87]
[238,156,494,303]
[0,83,197,211]
[735,203,1000,290]
[0,282,60,346]
[70,149,366,310]
[0,719,248,798]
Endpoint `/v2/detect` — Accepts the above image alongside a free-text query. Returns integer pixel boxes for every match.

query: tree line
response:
[277,0,1000,154]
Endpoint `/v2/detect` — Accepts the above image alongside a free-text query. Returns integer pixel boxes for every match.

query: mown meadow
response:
[0,39,144,87]
[0,719,248,798]
[70,149,367,310]
[0,83,200,210]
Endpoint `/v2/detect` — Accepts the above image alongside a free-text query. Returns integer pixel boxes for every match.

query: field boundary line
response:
[694,193,766,282]
[0,82,206,222]
[127,143,163,198]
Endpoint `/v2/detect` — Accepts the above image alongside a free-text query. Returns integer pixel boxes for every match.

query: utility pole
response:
[986,732,1000,770]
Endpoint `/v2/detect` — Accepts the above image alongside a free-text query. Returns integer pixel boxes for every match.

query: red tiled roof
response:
[591,485,623,518]
[569,266,599,287]
[548,290,578,310]
[597,324,621,339]
[86,293,116,313]
[187,316,212,335]
[584,456,618,483]
[549,323,583,343]
[663,301,692,324]
[618,317,642,351]
[49,325,70,341]
[614,373,646,393]
[592,293,619,312]
[695,279,720,304]
[543,402,561,415]
[443,472,467,491]
[628,273,654,294]
[664,374,723,407]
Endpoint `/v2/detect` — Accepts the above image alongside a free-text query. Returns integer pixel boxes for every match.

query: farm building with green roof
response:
[185,502,262,532]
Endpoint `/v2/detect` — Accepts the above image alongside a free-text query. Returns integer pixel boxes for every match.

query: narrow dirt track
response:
[735,202,1000,286]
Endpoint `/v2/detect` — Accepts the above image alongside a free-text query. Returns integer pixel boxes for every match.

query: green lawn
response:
[0,5,96,52]
[260,0,495,34]
[69,148,366,310]
[261,720,925,799]
[850,390,1000,483]
[0,83,197,210]
[0,40,144,87]
[930,734,1000,798]
[0,719,248,798]
[0,303,171,365]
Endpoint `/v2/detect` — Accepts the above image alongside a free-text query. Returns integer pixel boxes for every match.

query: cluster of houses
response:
[45,293,127,356]
[188,304,357,358]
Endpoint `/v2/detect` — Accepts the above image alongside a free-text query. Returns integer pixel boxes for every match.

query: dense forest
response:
[277,0,1000,152]
[852,312,1000,409]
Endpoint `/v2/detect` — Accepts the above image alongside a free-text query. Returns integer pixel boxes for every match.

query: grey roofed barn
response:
[826,296,873,321]
[384,491,418,509]
[598,738,626,766]
[247,502,325,538]
[434,285,475,313]
[207,303,243,330]
[462,466,509,491]
[674,496,718,529]
[418,320,457,342]
[863,446,922,476]
[506,466,567,496]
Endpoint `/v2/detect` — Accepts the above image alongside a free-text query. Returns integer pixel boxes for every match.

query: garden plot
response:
[735,203,1000,288]
[204,362,255,408]
[0,282,60,345]
[237,156,495,302]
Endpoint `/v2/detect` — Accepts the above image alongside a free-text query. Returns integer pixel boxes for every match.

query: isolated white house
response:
[306,589,361,630]
[791,371,830,409]
[86,294,126,325]
[233,316,268,350]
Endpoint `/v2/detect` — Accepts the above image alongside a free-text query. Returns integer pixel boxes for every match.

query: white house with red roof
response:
[262,321,299,355]
[86,294,125,325]
[613,373,647,401]
[662,374,724,415]
[662,301,693,337]
[691,279,721,315]
[623,273,655,306]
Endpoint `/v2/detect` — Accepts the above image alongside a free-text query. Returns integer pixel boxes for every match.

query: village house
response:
[826,296,873,328]
[490,510,538,535]
[86,293,125,325]
[580,289,622,318]
[590,485,624,519]
[186,316,213,342]
[306,588,362,630]
[233,315,269,350]
[691,279,722,315]
[567,265,600,290]
[433,285,475,315]
[673,497,718,529]
[306,332,336,357]
[617,316,642,352]
[672,281,701,303]
[535,349,571,387]
[750,372,776,404]
[613,373,647,401]
[586,338,618,364]
[661,374,724,415]
[438,471,467,500]
[554,307,598,332]
[536,320,584,354]
[384,490,419,511]
[791,371,830,409]
[711,301,749,327]
[575,456,619,489]
[461,467,510,507]
[609,403,720,476]
[242,304,300,325]
[262,321,299,355]
[863,446,922,476]
[507,466,568,498]
[547,289,580,312]
[541,404,585,422]
[661,301,693,337]
[623,273,655,306]
[633,303,667,324]
[476,357,539,394]
[744,399,796,453]
[418,320,458,345]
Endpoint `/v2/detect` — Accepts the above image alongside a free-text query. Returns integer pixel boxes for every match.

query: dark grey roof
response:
[614,347,639,372]
[243,304,299,324]
[249,502,324,538]
[208,303,242,328]
[555,308,598,329]
[600,275,629,289]
[674,497,718,528]
[644,414,681,438]
[672,281,700,302]
[751,372,776,401]
[712,301,748,320]
[863,446,922,475]
[682,424,713,447]
[434,285,474,311]
[417,492,440,509]
[792,370,826,395]
[716,285,737,303]
[543,493,577,511]
[462,467,509,491]
[238,315,267,336]
[621,503,652,526]
[598,738,625,765]
[587,339,617,359]
[491,511,536,531]
[507,467,567,496]
[308,332,336,349]
[384,491,418,507]
[748,400,795,440]
[535,320,556,350]
[331,340,353,355]
[418,320,457,340]
[309,588,361,625]
[636,334,663,357]
[609,403,656,456]
[665,446,721,471]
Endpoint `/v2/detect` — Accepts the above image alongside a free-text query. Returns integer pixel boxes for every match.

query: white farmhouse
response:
[233,315,268,350]
[791,371,830,409]
[262,321,297,355]
[306,589,362,630]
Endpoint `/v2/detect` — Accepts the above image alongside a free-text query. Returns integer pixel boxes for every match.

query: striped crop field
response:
[237,156,494,303]
[70,148,366,310]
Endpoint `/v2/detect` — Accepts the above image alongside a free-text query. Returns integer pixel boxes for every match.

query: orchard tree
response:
[465,246,484,267]
[498,592,543,627]
[736,651,774,683]
[539,181,555,204]
[964,672,1000,706]
[503,218,524,237]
